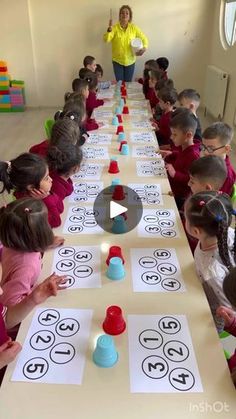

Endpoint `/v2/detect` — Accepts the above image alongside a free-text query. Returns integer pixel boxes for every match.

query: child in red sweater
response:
[79,69,104,117]
[153,87,178,146]
[201,122,236,197]
[156,57,169,80]
[161,109,199,209]
[47,139,83,201]
[136,59,159,97]
[152,78,174,123]
[147,69,163,109]
[72,78,102,131]
[0,153,63,228]
[178,89,202,145]
[216,267,236,386]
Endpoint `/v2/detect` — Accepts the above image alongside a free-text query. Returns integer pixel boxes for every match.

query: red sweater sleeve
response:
[86,92,104,117]
[85,118,99,131]
[43,194,63,228]
[29,140,49,157]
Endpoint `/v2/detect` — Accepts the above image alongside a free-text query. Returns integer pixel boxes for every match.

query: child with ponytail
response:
[184,191,236,332]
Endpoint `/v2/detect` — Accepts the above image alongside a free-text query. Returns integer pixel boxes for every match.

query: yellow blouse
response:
[103,22,149,66]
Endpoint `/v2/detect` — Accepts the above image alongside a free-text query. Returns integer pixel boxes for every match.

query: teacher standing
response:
[103,5,149,82]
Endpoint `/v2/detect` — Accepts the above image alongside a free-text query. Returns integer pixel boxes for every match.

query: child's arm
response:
[5,273,66,330]
[0,340,22,370]
[216,306,236,336]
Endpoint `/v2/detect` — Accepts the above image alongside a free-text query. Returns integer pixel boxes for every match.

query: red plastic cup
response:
[119,141,127,152]
[112,185,125,201]
[122,105,129,114]
[122,81,126,87]
[117,114,123,123]
[106,246,125,265]
[103,305,126,335]
[116,125,124,134]
[108,160,119,174]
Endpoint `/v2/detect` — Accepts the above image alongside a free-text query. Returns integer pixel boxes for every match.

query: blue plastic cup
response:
[112,116,119,126]
[110,178,121,191]
[110,156,117,161]
[111,216,128,234]
[93,335,118,368]
[118,132,126,142]
[119,99,125,108]
[115,106,121,115]
[121,144,129,155]
[106,256,125,280]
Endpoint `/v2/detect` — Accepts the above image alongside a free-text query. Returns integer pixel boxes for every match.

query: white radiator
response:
[204,65,229,119]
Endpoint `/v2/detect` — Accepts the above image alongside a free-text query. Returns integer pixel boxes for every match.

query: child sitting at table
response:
[95,64,111,90]
[188,155,227,195]
[80,69,104,117]
[152,78,174,122]
[161,108,199,209]
[136,59,159,97]
[148,69,163,109]
[83,55,97,72]
[201,122,236,197]
[217,267,236,385]
[156,56,169,80]
[153,87,178,146]
[184,191,236,334]
[178,89,202,143]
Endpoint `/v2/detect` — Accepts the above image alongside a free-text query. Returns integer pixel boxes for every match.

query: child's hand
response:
[98,122,104,128]
[165,163,176,178]
[31,273,67,305]
[30,188,49,200]
[216,306,235,328]
[151,121,158,130]
[168,190,174,196]
[0,339,22,370]
[49,236,65,249]
[159,150,172,158]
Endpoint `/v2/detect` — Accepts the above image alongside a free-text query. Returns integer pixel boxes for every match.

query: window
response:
[224,0,236,46]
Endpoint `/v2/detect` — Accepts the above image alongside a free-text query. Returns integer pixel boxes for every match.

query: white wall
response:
[0,0,214,107]
[208,0,236,127]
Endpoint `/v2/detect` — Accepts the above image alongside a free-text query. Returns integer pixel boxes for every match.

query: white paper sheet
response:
[129,109,149,116]
[128,314,203,393]
[87,133,112,145]
[130,131,156,143]
[127,183,163,205]
[136,160,166,177]
[69,181,103,203]
[131,121,153,129]
[51,245,101,289]
[138,209,180,238]
[12,308,93,385]
[72,163,104,180]
[63,205,105,235]
[82,146,109,160]
[130,248,185,292]
[93,109,113,118]
[132,145,157,158]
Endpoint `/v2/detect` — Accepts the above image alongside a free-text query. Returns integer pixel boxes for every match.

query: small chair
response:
[44,119,54,139]
[231,184,236,205]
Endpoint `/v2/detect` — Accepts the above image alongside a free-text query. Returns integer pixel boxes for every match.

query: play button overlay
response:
[93,185,143,234]
[110,201,127,218]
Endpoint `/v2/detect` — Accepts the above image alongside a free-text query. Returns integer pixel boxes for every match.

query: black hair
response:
[158,87,178,105]
[149,69,163,83]
[51,118,83,147]
[178,89,200,103]
[0,197,54,252]
[223,267,236,307]
[189,156,227,190]
[79,69,98,91]
[170,108,197,134]
[64,91,72,102]
[155,78,174,92]
[83,56,95,67]
[95,64,103,77]
[119,5,133,21]
[185,191,236,270]
[47,139,83,177]
[0,153,48,194]
[202,122,233,145]
[72,78,89,93]
[156,57,169,71]
[78,68,88,79]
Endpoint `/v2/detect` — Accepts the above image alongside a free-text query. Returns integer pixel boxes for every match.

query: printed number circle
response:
[144,215,158,223]
[56,259,75,272]
[58,247,75,257]
[142,355,169,379]
[144,184,157,189]
[147,198,160,204]
[145,225,161,234]
[154,249,171,260]
[169,368,195,391]
[38,309,60,326]
[75,196,87,202]
[74,251,92,262]
[85,210,99,217]
[158,316,181,334]
[156,210,170,217]
[141,271,161,285]
[139,329,163,350]
[73,265,93,278]
[72,207,85,214]
[161,278,181,291]
[158,219,174,228]
[30,330,55,351]
[157,263,177,276]
[163,340,189,362]
[161,229,177,238]
[58,276,75,288]
[139,256,157,269]
[68,225,83,233]
[56,318,80,337]
[50,342,76,364]
[69,215,84,223]
[83,220,98,228]
[23,357,49,380]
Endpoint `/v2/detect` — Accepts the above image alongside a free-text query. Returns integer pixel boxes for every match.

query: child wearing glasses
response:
[201,123,236,197]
